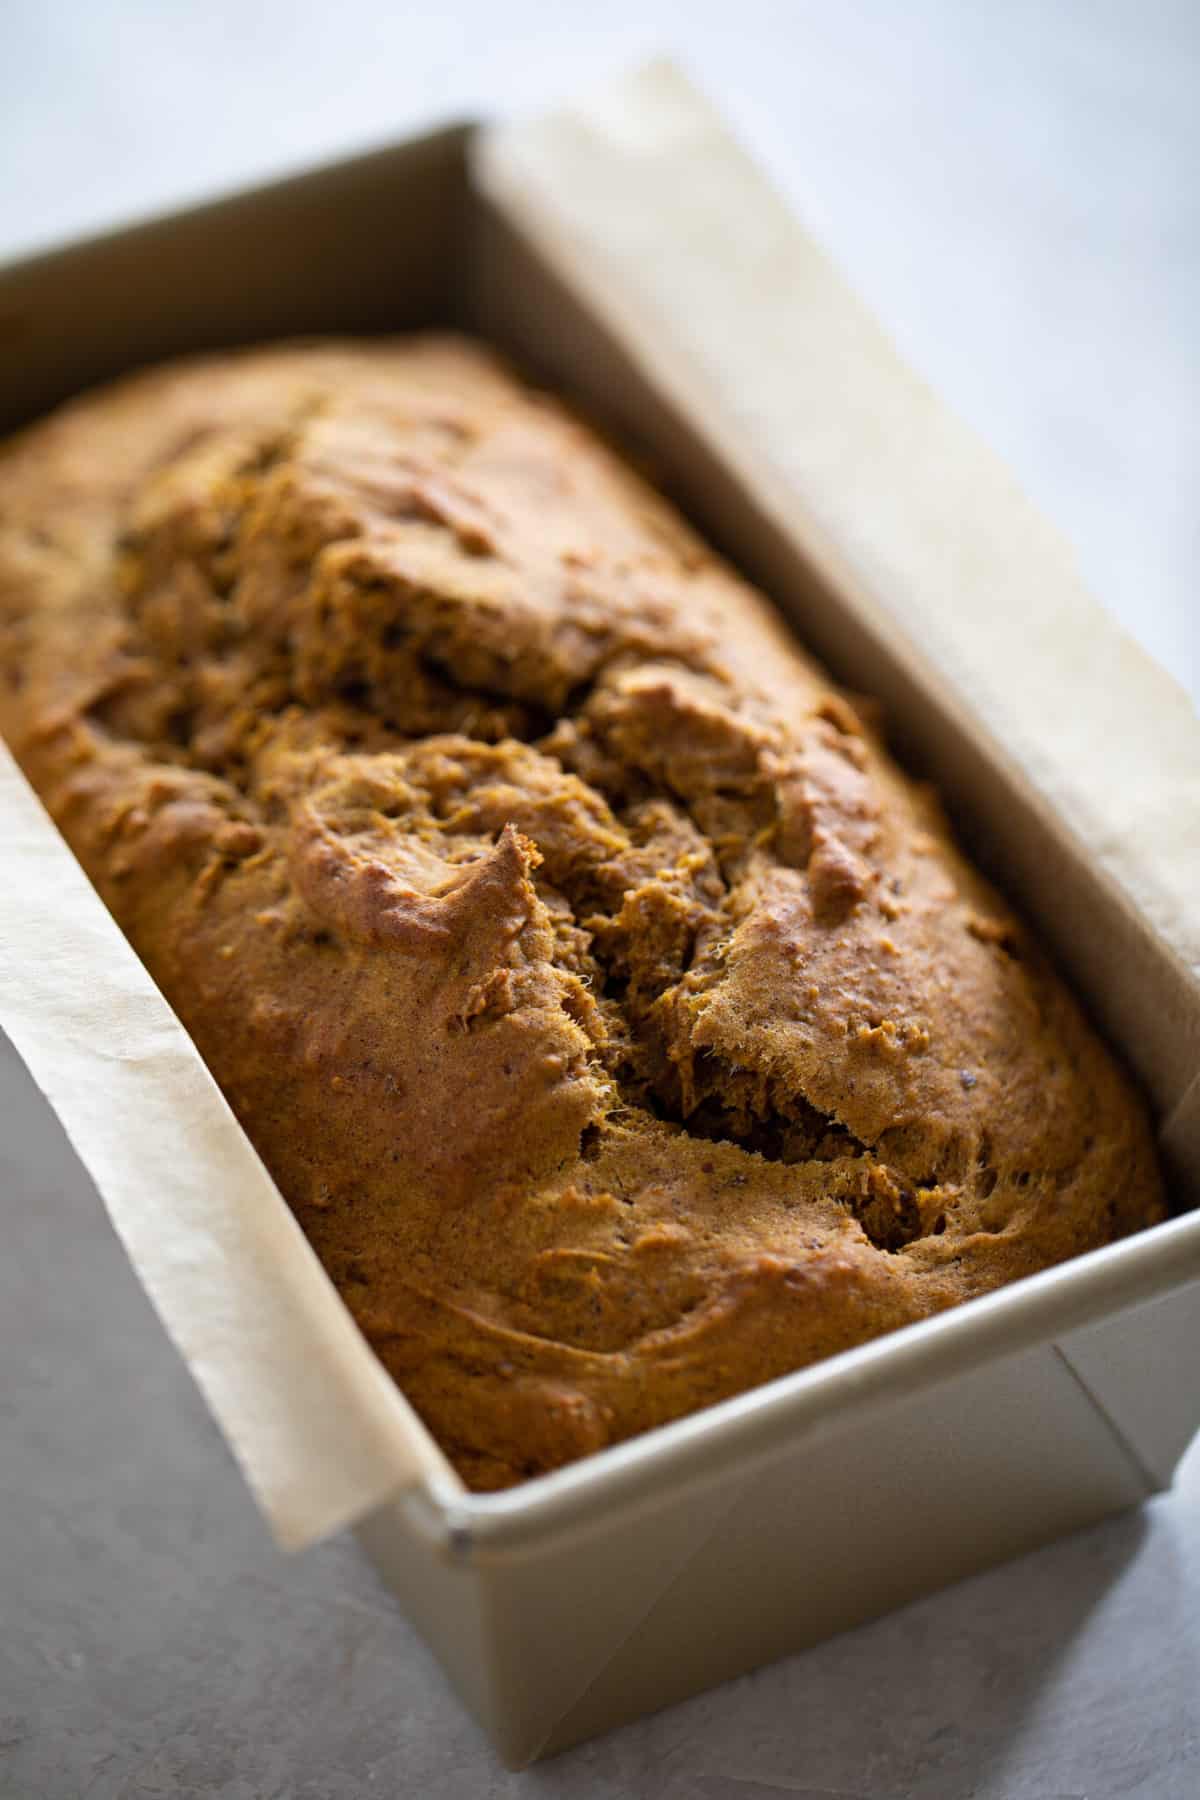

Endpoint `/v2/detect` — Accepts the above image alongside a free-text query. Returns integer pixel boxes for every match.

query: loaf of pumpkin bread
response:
[0,336,1163,1487]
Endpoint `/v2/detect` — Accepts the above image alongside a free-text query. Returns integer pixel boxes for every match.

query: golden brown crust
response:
[0,335,1164,1487]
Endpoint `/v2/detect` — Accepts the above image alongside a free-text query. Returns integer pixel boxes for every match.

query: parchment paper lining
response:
[478,64,1200,1020]
[0,743,459,1550]
[1,63,1196,1555]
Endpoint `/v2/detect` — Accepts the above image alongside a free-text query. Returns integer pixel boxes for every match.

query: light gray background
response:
[1,3,1197,1796]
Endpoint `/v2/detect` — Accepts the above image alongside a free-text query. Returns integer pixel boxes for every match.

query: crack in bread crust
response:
[0,334,1165,1488]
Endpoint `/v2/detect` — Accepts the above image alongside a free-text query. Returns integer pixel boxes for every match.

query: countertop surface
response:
[2,3,1197,1796]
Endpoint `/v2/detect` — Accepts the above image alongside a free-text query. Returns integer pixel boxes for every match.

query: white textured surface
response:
[1,3,1197,1795]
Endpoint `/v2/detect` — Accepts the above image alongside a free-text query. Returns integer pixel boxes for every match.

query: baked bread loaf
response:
[0,336,1163,1488]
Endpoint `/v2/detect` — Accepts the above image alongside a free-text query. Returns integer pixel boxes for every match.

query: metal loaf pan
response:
[2,66,1197,1769]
